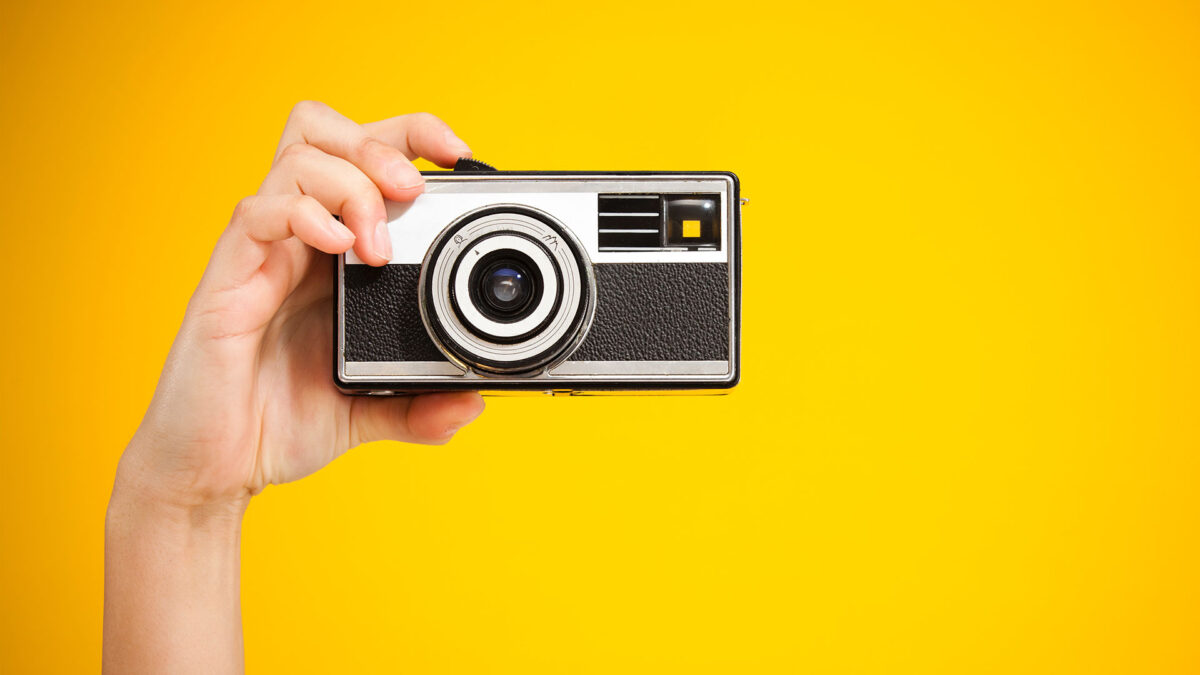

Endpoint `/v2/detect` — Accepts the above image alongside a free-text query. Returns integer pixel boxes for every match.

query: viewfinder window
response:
[665,195,720,249]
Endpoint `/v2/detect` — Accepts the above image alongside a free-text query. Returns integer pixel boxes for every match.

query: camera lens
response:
[469,252,542,324]
[489,267,523,303]
[420,207,596,374]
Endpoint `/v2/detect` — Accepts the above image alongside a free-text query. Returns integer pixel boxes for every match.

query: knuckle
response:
[230,196,256,223]
[291,194,323,217]
[336,194,379,225]
[290,99,326,120]
[342,197,383,224]
[410,111,441,126]
[354,186,384,210]
[354,135,390,162]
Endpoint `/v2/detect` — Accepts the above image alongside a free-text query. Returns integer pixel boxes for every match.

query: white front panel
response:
[346,192,597,265]
[342,178,733,266]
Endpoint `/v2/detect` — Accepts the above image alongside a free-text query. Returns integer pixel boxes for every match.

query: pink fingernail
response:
[443,405,484,438]
[388,162,423,191]
[374,219,393,261]
[327,217,355,241]
[444,130,471,157]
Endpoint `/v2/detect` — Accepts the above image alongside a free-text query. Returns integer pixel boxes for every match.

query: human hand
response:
[104,101,487,675]
[118,101,486,512]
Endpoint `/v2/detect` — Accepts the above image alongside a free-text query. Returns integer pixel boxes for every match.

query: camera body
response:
[334,168,741,394]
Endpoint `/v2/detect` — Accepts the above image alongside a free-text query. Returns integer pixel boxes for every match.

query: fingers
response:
[350,392,486,446]
[210,195,356,285]
[362,112,472,169]
[263,102,474,266]
[259,142,392,265]
[274,101,427,203]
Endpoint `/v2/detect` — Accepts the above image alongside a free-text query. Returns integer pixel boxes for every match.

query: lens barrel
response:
[419,206,595,375]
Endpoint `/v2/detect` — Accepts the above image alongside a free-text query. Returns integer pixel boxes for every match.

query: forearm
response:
[100,102,482,673]
[103,457,248,674]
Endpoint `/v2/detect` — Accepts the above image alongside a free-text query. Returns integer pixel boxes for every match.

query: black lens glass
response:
[488,266,526,306]
[469,251,542,323]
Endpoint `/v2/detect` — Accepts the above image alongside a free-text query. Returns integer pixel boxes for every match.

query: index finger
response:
[361,112,472,169]
[274,102,466,203]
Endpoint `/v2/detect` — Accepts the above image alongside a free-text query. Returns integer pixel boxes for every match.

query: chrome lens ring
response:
[419,205,595,374]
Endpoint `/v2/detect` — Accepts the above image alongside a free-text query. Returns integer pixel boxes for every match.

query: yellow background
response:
[1,0,1198,672]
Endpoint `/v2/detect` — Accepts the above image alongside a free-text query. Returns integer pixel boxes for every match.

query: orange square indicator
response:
[682,220,701,238]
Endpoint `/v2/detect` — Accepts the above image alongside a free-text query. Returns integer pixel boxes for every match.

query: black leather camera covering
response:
[343,265,442,362]
[568,263,730,361]
[343,262,730,364]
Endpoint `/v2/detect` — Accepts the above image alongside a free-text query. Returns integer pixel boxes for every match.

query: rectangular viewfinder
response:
[665,195,720,249]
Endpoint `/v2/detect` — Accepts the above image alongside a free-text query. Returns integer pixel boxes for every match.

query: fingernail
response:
[443,400,485,437]
[444,130,471,157]
[326,217,355,242]
[441,421,470,438]
[373,219,393,261]
[387,161,423,191]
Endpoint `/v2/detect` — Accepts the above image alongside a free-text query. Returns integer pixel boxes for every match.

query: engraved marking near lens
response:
[418,206,595,374]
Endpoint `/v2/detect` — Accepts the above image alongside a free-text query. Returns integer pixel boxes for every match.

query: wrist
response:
[107,479,248,538]
[105,442,247,675]
[109,440,250,535]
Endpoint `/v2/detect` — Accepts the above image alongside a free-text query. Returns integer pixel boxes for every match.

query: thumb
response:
[350,392,485,446]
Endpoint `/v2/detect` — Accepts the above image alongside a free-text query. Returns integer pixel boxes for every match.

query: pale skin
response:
[103,102,486,674]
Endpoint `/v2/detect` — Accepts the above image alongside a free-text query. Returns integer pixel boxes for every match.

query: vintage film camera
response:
[334,160,741,394]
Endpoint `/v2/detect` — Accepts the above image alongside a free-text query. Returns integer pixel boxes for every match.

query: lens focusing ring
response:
[418,205,595,375]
